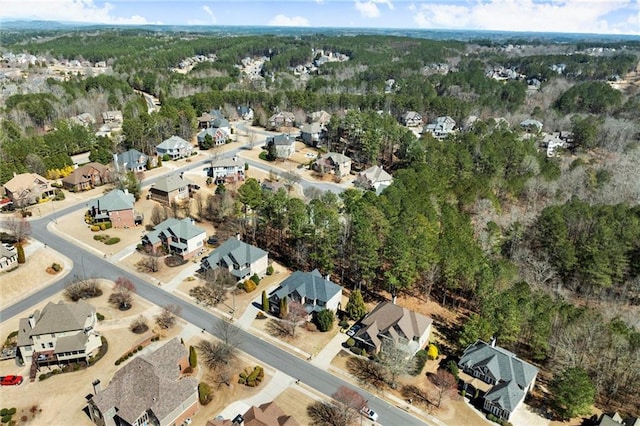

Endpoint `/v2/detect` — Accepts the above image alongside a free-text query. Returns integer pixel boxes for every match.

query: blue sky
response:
[2,0,639,35]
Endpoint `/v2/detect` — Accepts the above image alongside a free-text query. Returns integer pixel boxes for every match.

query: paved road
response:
[0,177,427,425]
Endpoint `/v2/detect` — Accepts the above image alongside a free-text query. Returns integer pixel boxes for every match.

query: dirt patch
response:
[273,386,317,425]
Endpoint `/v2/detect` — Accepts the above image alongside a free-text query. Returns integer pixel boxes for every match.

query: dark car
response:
[0,375,23,386]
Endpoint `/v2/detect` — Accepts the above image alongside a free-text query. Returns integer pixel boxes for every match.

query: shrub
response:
[427,343,439,360]
[446,360,459,378]
[361,348,367,357]
[91,225,100,232]
[339,319,349,329]
[198,382,212,405]
[250,274,260,285]
[243,280,257,293]
[93,235,103,241]
[138,346,143,351]
[350,346,361,354]
[104,237,120,245]
[461,389,466,397]
[314,309,335,332]
[96,312,105,321]
[1,415,11,423]
[162,154,171,162]
[266,265,274,275]
[115,359,121,365]
[38,374,48,381]
[104,222,112,229]
[0,410,6,417]
[53,189,65,200]
[411,350,428,376]
[259,151,268,161]
[51,263,62,272]
[189,346,197,368]
[261,290,269,312]
[346,338,355,347]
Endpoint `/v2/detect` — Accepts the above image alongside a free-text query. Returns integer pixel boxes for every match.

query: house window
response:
[48,342,54,348]
[41,344,46,349]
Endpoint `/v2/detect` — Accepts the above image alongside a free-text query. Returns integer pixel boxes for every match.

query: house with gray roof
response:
[313,152,351,179]
[156,135,193,160]
[149,173,195,205]
[17,300,102,367]
[355,165,393,195]
[300,122,325,146]
[596,413,640,426]
[88,338,198,426]
[520,118,543,133]
[236,105,254,121]
[458,339,538,421]
[113,149,149,173]
[401,111,423,127]
[266,134,295,159]
[209,157,245,184]
[268,111,295,130]
[423,116,456,139]
[87,189,139,229]
[353,301,432,356]
[268,269,343,316]
[197,127,228,148]
[142,217,206,260]
[201,236,268,281]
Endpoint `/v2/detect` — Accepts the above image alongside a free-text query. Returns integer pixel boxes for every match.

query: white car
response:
[360,407,379,422]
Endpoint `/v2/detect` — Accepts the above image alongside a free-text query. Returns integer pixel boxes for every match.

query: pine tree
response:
[262,290,269,312]
[16,244,26,264]
[279,296,288,319]
[345,289,367,320]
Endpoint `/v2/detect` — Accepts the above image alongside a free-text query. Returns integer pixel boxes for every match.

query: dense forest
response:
[1,29,639,417]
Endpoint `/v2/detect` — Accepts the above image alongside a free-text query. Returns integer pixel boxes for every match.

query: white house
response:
[268,269,343,315]
[142,217,206,260]
[156,136,193,160]
[201,236,268,281]
[355,165,393,195]
[267,134,295,159]
[209,157,245,184]
[423,116,456,139]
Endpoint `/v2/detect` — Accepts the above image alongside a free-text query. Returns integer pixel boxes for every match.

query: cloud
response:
[413,0,638,35]
[1,0,160,25]
[269,14,310,27]
[202,5,217,24]
[354,0,394,18]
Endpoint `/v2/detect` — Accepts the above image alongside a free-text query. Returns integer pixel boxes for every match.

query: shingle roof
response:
[27,300,94,336]
[359,165,392,184]
[212,117,230,128]
[484,380,523,413]
[115,149,147,168]
[145,218,206,244]
[203,238,267,278]
[153,173,193,193]
[301,122,322,134]
[269,134,294,146]
[354,301,432,351]
[318,152,350,164]
[61,162,110,186]
[157,135,191,151]
[0,245,16,260]
[55,333,88,353]
[458,340,539,412]
[244,402,300,426]
[211,158,240,168]
[4,173,50,193]
[271,270,342,311]
[88,189,134,212]
[92,338,198,424]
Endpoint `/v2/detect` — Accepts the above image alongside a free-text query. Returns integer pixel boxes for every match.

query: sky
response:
[1,0,639,36]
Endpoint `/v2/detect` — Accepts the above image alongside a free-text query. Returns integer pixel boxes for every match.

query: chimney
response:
[112,153,119,173]
[489,336,496,347]
[236,233,241,241]
[92,379,101,394]
[28,314,36,328]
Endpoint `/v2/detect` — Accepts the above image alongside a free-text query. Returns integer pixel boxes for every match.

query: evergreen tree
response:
[279,296,288,319]
[345,289,367,320]
[16,244,25,264]
[262,290,269,312]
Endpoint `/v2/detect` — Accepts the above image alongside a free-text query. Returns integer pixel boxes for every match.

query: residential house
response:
[300,122,324,146]
[596,413,640,426]
[207,402,300,426]
[308,110,331,126]
[268,111,295,130]
[198,112,214,129]
[352,301,432,356]
[3,173,55,207]
[542,132,567,157]
[211,117,231,138]
[209,157,245,184]
[201,236,268,281]
[423,116,456,139]
[520,118,543,133]
[113,149,149,173]
[268,269,343,316]
[458,339,539,421]
[70,112,96,127]
[237,105,254,121]
[16,300,102,366]
[156,136,193,160]
[401,111,423,127]
[313,152,352,179]
[101,110,123,124]
[0,245,18,270]
[87,189,139,229]
[61,162,111,192]
[149,173,195,205]
[88,338,198,426]
[355,165,393,195]
[197,127,229,148]
[142,217,206,260]
[266,134,295,159]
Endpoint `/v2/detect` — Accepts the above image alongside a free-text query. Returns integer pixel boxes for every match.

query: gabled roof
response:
[354,301,432,351]
[4,173,50,193]
[115,149,147,166]
[484,380,523,413]
[402,111,422,120]
[0,245,16,259]
[25,300,94,337]
[88,189,135,212]
[244,401,300,426]
[271,270,342,309]
[145,217,206,244]
[91,338,197,425]
[61,162,110,186]
[152,173,193,193]
[318,152,350,165]
[211,158,241,168]
[520,118,543,130]
[309,110,331,124]
[459,340,539,411]
[212,117,230,128]
[359,165,392,184]
[198,112,213,122]
[268,134,294,146]
[203,237,267,277]
[301,122,322,134]
[157,135,191,151]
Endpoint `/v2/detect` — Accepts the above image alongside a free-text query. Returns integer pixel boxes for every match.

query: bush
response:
[446,360,459,378]
[104,237,120,245]
[100,223,107,231]
[96,312,105,321]
[259,151,268,161]
[51,263,62,272]
[93,235,103,240]
[90,225,100,232]
[349,346,361,354]
[115,359,121,365]
[361,348,367,356]
[243,280,257,293]
[411,350,428,376]
[339,319,349,329]
[189,346,197,368]
[266,265,274,275]
[250,274,260,285]
[242,366,264,387]
[1,415,11,423]
[0,410,6,417]
[5,410,14,417]
[53,189,65,200]
[104,222,112,229]
[314,309,335,332]
[162,154,171,162]
[427,343,439,360]
[346,338,355,347]
[198,382,212,405]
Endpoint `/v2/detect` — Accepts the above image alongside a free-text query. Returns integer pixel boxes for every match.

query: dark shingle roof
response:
[271,270,342,310]
[144,217,205,244]
[88,189,134,212]
[203,237,267,278]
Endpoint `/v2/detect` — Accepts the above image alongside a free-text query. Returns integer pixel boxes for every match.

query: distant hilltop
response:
[1,19,639,43]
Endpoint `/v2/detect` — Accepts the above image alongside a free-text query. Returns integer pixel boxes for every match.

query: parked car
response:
[346,324,361,337]
[0,375,23,386]
[360,407,378,422]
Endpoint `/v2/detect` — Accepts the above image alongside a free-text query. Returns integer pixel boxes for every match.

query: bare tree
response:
[137,245,162,273]
[379,339,413,389]
[430,369,457,408]
[155,304,181,329]
[333,386,367,413]
[190,268,235,306]
[149,205,166,226]
[346,357,388,390]
[130,315,149,334]
[194,192,205,221]
[3,216,31,243]
[108,277,136,310]
[285,301,308,338]
[281,170,301,192]
[401,384,434,409]
[197,338,238,370]
[64,277,102,301]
